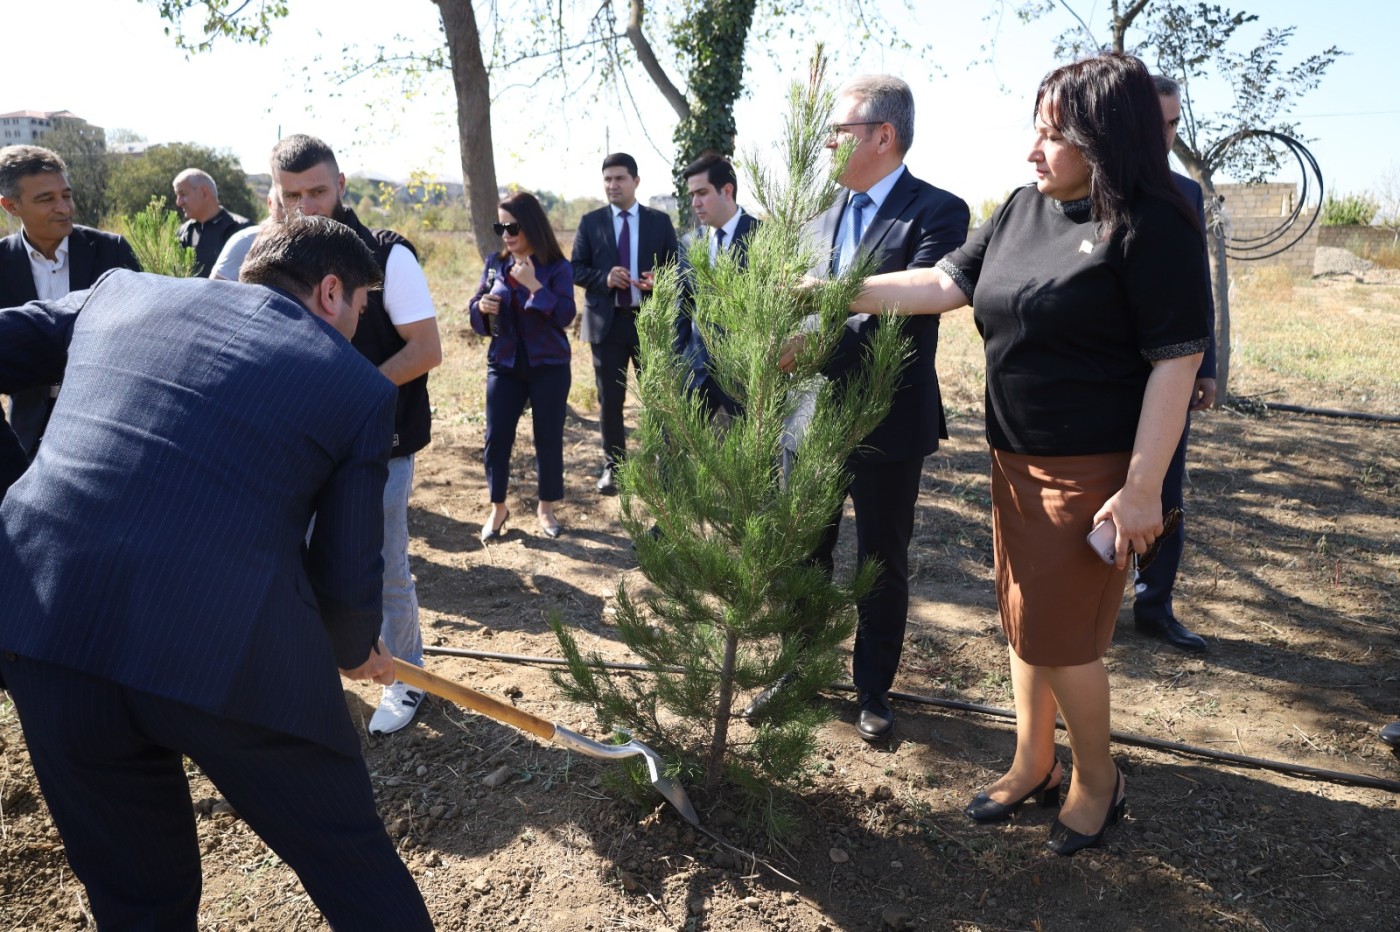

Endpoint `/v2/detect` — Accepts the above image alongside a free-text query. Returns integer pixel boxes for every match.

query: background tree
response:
[42,120,110,227]
[136,0,926,254]
[995,0,1344,400]
[552,52,907,809]
[107,141,260,220]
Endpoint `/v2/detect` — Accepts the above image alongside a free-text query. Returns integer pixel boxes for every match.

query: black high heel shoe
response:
[1046,768,1126,857]
[965,761,1062,824]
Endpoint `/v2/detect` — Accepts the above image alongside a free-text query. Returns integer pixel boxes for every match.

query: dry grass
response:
[1229,267,1400,413]
[920,265,1400,425]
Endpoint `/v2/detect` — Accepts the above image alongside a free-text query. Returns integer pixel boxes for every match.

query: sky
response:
[8,1,1398,213]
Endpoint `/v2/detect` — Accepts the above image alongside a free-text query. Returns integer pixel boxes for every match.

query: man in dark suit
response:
[1132,76,1218,653]
[572,152,679,493]
[174,167,251,276]
[676,153,760,417]
[0,216,432,930]
[763,75,969,741]
[0,145,140,457]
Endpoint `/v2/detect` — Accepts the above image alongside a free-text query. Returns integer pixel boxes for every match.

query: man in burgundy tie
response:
[571,153,679,494]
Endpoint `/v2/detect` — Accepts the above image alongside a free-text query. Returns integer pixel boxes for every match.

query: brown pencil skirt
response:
[991,447,1133,667]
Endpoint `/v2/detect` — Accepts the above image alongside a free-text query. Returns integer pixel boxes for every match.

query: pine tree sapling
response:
[552,51,910,803]
[121,197,198,278]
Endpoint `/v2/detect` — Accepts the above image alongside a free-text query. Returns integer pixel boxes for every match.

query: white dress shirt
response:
[24,232,71,301]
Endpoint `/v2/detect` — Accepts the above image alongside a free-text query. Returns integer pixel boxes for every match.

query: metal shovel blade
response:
[550,726,699,826]
[390,659,700,825]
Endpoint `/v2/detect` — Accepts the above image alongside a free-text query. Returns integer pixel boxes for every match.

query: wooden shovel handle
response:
[392,658,556,742]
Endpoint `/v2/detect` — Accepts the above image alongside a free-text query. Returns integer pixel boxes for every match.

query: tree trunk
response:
[434,0,499,262]
[706,628,739,792]
[1200,173,1231,403]
[1176,145,1231,402]
[628,0,690,121]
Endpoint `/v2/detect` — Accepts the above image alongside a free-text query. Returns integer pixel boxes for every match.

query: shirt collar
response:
[851,164,906,213]
[610,202,638,220]
[22,231,69,267]
[715,207,744,243]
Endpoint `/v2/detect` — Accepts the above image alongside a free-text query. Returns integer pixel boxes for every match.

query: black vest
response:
[340,207,431,458]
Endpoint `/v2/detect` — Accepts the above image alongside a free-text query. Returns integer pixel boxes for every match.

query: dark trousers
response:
[591,310,640,468]
[1,654,432,932]
[810,455,925,697]
[485,359,571,503]
[1135,415,1190,621]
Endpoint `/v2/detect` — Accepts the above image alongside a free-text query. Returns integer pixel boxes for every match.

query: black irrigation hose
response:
[1205,129,1324,263]
[1227,398,1400,425]
[422,646,1400,794]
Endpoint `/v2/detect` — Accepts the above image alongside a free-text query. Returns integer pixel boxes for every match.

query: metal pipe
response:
[422,645,1400,794]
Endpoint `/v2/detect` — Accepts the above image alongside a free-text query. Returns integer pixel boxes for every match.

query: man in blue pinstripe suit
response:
[0,216,431,930]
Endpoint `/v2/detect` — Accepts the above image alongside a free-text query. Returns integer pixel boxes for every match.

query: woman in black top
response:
[850,53,1209,855]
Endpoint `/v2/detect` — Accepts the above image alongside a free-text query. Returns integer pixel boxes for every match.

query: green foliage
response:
[670,1,759,222]
[107,142,260,221]
[551,51,909,816]
[118,197,198,277]
[1320,192,1380,227]
[135,0,288,53]
[41,122,110,227]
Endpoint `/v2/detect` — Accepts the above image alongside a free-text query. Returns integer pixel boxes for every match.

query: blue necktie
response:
[838,192,874,274]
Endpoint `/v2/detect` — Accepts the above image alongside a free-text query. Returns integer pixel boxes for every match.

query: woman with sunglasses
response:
[847,53,1209,855]
[469,191,576,541]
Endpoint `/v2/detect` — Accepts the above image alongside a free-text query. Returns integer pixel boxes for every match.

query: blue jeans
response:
[381,454,422,668]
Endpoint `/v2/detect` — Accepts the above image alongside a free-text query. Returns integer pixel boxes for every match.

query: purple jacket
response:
[469,253,575,367]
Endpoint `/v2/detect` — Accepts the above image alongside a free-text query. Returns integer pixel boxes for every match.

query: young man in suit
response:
[571,152,679,493]
[0,145,140,457]
[173,167,251,276]
[0,216,432,930]
[270,134,443,734]
[1131,76,1217,653]
[763,75,970,741]
[677,153,760,417]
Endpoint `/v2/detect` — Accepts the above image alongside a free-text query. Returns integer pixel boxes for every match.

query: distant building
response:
[648,193,678,215]
[0,109,106,148]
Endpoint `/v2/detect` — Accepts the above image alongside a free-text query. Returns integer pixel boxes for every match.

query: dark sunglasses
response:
[1133,507,1183,572]
[493,222,521,236]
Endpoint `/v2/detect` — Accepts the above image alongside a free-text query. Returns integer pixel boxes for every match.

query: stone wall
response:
[1319,224,1398,256]
[1213,182,1320,276]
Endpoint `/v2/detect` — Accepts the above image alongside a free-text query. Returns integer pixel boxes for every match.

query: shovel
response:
[391,658,699,826]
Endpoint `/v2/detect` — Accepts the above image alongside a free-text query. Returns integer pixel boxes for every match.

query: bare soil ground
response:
[2,270,1398,931]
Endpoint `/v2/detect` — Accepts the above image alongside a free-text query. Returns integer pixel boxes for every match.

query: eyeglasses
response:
[492,222,521,236]
[827,120,883,138]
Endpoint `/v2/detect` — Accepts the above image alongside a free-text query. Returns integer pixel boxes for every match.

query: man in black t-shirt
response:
[174,168,251,276]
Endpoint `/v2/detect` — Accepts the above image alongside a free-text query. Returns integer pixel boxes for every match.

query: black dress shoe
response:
[741,671,797,721]
[1135,615,1207,652]
[596,465,618,495]
[965,762,1062,824]
[1046,768,1126,857]
[1381,722,1400,753]
[857,692,894,741]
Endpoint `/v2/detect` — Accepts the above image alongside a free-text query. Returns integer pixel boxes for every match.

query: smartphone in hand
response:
[1087,518,1117,565]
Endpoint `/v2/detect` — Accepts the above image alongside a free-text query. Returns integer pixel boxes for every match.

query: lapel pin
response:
[1078,240,1094,254]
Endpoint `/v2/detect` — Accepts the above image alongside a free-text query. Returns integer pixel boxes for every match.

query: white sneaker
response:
[368,681,425,735]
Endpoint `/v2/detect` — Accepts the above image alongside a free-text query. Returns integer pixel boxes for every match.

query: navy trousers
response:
[1,653,432,932]
[1135,416,1191,622]
[485,358,571,503]
[810,455,925,697]
[590,310,639,468]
